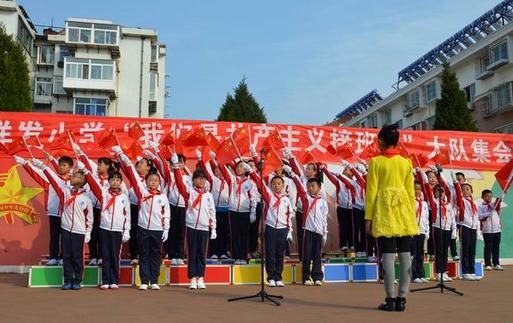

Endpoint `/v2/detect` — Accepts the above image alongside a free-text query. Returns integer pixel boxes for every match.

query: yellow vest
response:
[365,153,419,238]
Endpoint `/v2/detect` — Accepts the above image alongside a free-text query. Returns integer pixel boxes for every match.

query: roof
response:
[335,90,383,120]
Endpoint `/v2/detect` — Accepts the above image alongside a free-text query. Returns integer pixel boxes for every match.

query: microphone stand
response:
[228,148,284,305]
[411,165,463,296]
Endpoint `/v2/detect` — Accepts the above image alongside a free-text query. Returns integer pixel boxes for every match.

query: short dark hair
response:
[433,184,444,194]
[425,170,435,176]
[307,177,322,187]
[481,189,493,197]
[271,176,284,184]
[108,170,123,182]
[145,171,160,181]
[97,157,112,167]
[414,180,420,186]
[59,156,73,167]
[378,124,400,147]
[177,154,186,163]
[455,172,465,179]
[461,183,473,193]
[192,170,207,180]
[136,157,153,169]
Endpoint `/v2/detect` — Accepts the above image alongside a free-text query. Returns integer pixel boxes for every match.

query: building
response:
[332,0,513,134]
[1,0,167,118]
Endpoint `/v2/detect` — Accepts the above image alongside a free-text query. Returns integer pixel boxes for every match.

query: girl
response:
[247,163,293,287]
[82,165,131,290]
[479,189,504,271]
[411,173,430,284]
[365,124,418,312]
[114,146,170,290]
[33,158,93,290]
[172,153,216,289]
[424,169,438,261]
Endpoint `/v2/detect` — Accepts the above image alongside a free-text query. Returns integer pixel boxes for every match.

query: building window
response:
[65,58,114,80]
[381,110,391,125]
[495,83,512,109]
[151,45,158,62]
[67,22,118,45]
[53,76,66,95]
[37,46,54,65]
[368,114,378,128]
[490,40,508,64]
[17,18,33,55]
[74,97,108,116]
[360,120,367,128]
[58,46,70,65]
[426,81,437,103]
[149,71,158,101]
[35,77,53,97]
[408,89,420,108]
[464,83,476,103]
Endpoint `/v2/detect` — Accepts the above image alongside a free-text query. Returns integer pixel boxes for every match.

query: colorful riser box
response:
[118,266,135,286]
[134,266,168,286]
[447,261,461,278]
[232,264,294,285]
[351,263,379,282]
[394,262,435,280]
[323,264,351,282]
[326,258,353,264]
[29,266,100,287]
[293,264,325,284]
[168,265,231,286]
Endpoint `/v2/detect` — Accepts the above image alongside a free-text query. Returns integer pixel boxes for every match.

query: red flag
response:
[360,141,380,160]
[206,132,220,152]
[431,150,451,166]
[7,136,29,155]
[495,158,513,193]
[261,146,283,177]
[95,128,119,150]
[410,154,429,168]
[123,140,144,160]
[160,130,176,147]
[326,143,353,159]
[301,150,317,164]
[231,126,250,155]
[216,138,239,165]
[128,122,145,140]
[183,128,208,147]
[398,144,410,158]
[47,132,74,154]
[25,135,43,149]
[265,130,285,150]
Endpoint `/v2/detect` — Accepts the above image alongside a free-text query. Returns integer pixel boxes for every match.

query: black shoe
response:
[395,297,406,312]
[378,298,395,311]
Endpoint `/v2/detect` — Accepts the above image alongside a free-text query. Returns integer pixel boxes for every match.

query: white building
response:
[332,0,513,134]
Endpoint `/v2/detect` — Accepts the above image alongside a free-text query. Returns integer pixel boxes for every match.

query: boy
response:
[479,189,504,271]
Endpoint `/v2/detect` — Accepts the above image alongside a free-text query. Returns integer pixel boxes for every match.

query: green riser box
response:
[394,262,434,280]
[29,266,100,288]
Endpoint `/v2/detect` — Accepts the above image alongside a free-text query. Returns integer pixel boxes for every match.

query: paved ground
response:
[0,268,511,323]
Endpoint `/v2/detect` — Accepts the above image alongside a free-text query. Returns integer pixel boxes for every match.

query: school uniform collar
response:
[381,148,401,157]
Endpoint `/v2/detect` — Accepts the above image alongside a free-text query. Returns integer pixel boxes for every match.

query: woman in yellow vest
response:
[365,124,418,312]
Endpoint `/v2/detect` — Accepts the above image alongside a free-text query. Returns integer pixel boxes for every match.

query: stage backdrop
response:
[1,111,513,268]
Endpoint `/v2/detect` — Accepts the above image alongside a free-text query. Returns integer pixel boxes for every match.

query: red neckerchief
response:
[307,195,320,214]
[99,174,108,187]
[192,188,205,209]
[104,188,122,211]
[65,189,84,207]
[143,190,161,202]
[272,192,284,210]
[381,148,401,157]
[236,177,247,196]
[440,200,447,222]
[465,197,477,215]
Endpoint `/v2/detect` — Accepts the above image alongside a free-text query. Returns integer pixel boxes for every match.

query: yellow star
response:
[0,166,43,224]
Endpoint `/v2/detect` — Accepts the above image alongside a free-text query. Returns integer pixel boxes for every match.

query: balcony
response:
[65,19,120,58]
[33,77,53,104]
[476,69,493,80]
[63,57,116,97]
[487,57,509,71]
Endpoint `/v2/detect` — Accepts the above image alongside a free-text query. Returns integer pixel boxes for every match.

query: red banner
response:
[0,112,511,171]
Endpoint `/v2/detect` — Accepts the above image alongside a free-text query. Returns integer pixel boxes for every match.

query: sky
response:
[20,0,500,125]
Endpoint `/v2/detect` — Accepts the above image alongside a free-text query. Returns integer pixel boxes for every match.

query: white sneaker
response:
[276,281,285,287]
[88,258,98,266]
[303,280,313,286]
[150,284,160,290]
[421,278,429,283]
[442,273,452,281]
[189,278,197,289]
[220,254,228,259]
[314,280,322,286]
[97,259,103,265]
[177,259,185,265]
[138,284,148,290]
[485,266,492,271]
[130,259,139,265]
[413,278,423,284]
[394,279,398,284]
[355,252,362,257]
[99,284,109,290]
[170,258,178,265]
[471,274,481,281]
[58,259,63,266]
[109,284,119,289]
[197,277,206,289]
[268,280,276,287]
[493,265,504,271]
[361,252,367,257]
[47,259,58,266]
[452,256,460,261]
[462,274,474,281]
[367,256,377,263]
[211,254,218,260]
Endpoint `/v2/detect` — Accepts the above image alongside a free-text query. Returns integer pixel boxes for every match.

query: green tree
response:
[0,25,32,112]
[433,62,477,131]
[217,78,267,123]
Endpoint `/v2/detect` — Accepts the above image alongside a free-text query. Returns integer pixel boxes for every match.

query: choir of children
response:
[14,135,507,291]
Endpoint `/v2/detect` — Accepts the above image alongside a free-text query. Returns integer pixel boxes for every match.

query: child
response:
[114,146,170,290]
[289,168,328,286]
[247,163,293,287]
[479,189,504,271]
[411,174,430,284]
[453,175,480,281]
[82,164,131,289]
[172,153,216,289]
[15,154,73,266]
[424,169,438,261]
[32,158,92,290]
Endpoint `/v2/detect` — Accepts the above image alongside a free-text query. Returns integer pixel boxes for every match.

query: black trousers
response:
[433,227,450,273]
[100,228,122,285]
[483,232,501,267]
[230,211,250,260]
[353,208,365,252]
[377,236,411,253]
[129,204,139,260]
[138,227,163,285]
[169,204,186,259]
[249,202,262,254]
[210,210,229,256]
[88,208,101,260]
[410,234,425,279]
[450,224,459,257]
[366,234,377,257]
[186,227,209,278]
[427,211,435,256]
[337,207,353,250]
[460,226,477,274]
[61,229,85,284]
[302,230,323,282]
[295,211,304,260]
[264,225,288,282]
[49,216,61,259]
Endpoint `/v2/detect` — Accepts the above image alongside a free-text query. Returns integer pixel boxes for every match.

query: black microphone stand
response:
[411,165,463,296]
[228,148,284,305]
